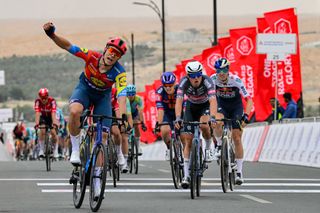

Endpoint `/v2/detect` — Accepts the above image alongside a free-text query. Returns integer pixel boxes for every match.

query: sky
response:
[0,0,319,19]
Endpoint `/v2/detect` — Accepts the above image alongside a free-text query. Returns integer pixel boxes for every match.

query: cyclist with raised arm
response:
[126,84,147,155]
[210,58,253,185]
[34,88,59,158]
[43,22,128,198]
[175,60,218,189]
[155,72,179,161]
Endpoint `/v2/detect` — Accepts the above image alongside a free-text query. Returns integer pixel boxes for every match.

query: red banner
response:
[201,45,222,76]
[173,64,185,82]
[229,27,259,117]
[218,37,236,64]
[139,85,157,143]
[254,8,302,121]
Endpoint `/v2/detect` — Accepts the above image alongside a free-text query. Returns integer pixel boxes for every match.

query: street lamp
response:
[133,0,166,73]
[123,33,136,84]
[212,0,218,46]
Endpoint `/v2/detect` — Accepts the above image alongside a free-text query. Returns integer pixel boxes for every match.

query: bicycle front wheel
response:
[220,137,229,193]
[133,138,139,174]
[89,143,107,212]
[170,138,180,189]
[190,142,197,199]
[45,133,51,172]
[196,145,203,197]
[108,140,117,187]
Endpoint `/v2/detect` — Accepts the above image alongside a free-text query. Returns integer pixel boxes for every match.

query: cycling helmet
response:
[38,88,49,98]
[214,57,230,71]
[127,84,136,96]
[161,72,176,84]
[185,60,203,74]
[106,37,127,55]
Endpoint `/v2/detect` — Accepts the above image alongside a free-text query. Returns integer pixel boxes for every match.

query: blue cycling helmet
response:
[127,84,136,96]
[161,72,176,84]
[214,57,230,71]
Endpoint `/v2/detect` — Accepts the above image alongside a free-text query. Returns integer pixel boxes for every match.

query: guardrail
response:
[243,117,320,168]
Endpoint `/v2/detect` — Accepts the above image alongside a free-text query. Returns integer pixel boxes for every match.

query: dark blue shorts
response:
[163,112,175,130]
[69,81,112,129]
[218,104,244,129]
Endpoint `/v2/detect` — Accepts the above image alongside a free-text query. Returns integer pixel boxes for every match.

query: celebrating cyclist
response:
[43,22,128,198]
[126,84,147,155]
[34,88,59,158]
[175,60,218,189]
[155,72,179,161]
[210,58,252,185]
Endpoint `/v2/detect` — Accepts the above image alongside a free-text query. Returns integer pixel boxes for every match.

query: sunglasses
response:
[188,72,202,79]
[216,68,229,74]
[127,93,136,97]
[163,84,174,88]
[106,47,122,58]
[40,97,48,101]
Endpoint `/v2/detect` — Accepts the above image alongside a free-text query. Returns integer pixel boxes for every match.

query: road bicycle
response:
[183,121,209,199]
[155,122,184,189]
[69,110,125,212]
[216,118,241,193]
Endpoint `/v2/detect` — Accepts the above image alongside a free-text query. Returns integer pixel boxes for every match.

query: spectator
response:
[0,132,4,144]
[266,98,285,123]
[282,92,297,118]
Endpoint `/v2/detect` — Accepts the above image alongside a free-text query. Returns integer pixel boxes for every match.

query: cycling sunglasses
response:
[163,83,174,88]
[106,46,122,58]
[216,68,229,74]
[188,72,202,79]
[127,93,136,97]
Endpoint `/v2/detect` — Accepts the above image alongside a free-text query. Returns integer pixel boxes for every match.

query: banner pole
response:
[274,61,278,121]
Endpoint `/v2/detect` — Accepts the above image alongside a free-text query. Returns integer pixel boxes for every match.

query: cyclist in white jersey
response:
[210,58,253,185]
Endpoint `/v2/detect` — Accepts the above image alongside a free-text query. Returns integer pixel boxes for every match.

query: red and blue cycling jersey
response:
[155,85,178,117]
[68,45,127,96]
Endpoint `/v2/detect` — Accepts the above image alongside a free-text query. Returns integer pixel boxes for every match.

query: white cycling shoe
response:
[205,148,216,162]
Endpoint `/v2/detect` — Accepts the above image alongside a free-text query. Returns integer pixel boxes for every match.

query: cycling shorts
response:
[182,101,209,134]
[218,104,244,129]
[69,81,112,130]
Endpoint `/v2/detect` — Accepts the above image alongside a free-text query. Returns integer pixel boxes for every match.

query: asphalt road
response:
[0,160,320,213]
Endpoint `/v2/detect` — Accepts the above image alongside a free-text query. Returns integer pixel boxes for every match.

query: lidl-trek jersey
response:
[34,97,57,117]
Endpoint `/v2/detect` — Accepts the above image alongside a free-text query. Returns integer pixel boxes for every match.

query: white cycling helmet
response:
[185,60,203,74]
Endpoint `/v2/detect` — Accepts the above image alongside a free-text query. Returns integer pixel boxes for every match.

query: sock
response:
[116,145,121,154]
[135,137,140,146]
[216,136,222,146]
[184,159,189,178]
[70,134,80,152]
[205,138,212,150]
[39,140,44,151]
[94,167,102,193]
[236,158,243,174]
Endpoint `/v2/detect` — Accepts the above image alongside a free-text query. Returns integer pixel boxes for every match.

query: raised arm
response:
[43,22,72,51]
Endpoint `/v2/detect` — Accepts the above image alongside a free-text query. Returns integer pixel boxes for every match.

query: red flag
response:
[264,8,302,103]
[254,8,302,121]
[230,27,259,117]
[201,45,222,76]
[140,85,157,143]
[218,37,236,64]
[174,64,185,82]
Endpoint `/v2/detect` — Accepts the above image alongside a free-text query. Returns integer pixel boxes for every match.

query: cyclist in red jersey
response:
[43,22,128,198]
[34,88,59,158]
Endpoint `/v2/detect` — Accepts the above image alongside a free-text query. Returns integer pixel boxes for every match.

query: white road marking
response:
[36,182,320,186]
[2,178,320,181]
[240,194,272,204]
[41,189,320,193]
[157,169,170,173]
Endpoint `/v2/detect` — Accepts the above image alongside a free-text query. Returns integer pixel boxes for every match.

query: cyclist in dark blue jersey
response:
[210,58,253,185]
[155,72,178,160]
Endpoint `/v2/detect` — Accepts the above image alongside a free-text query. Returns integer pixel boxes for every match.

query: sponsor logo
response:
[80,48,89,54]
[263,27,272,33]
[90,77,105,87]
[116,73,127,88]
[207,53,221,70]
[274,18,292,33]
[236,36,253,56]
[224,44,235,63]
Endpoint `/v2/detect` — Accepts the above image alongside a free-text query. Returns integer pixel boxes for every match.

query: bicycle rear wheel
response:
[45,133,51,172]
[128,137,134,173]
[170,138,180,189]
[108,140,117,187]
[190,142,197,199]
[220,137,229,193]
[72,138,88,209]
[89,143,107,212]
